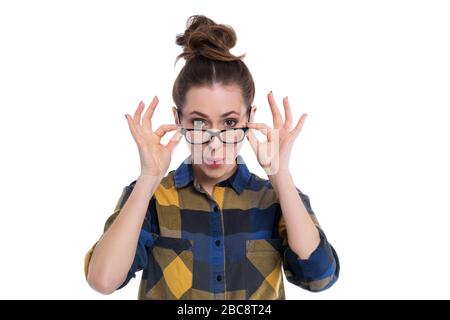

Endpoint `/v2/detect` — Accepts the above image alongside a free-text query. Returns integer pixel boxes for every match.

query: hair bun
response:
[175,15,245,63]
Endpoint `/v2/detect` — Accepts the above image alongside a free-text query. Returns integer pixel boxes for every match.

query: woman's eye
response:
[192,119,207,127]
[224,119,237,127]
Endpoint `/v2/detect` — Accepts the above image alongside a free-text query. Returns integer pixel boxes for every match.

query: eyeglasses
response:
[176,106,252,144]
[180,127,249,144]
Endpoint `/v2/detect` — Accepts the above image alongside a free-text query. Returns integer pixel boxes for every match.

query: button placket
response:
[210,200,225,296]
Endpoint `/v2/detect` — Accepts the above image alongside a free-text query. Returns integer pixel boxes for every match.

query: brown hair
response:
[172,15,255,121]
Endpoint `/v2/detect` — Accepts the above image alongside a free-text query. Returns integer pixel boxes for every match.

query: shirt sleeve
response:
[277,188,340,292]
[83,180,160,290]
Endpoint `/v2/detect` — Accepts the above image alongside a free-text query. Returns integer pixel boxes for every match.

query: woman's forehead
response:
[183,85,246,118]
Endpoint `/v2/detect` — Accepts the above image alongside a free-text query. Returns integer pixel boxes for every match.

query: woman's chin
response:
[200,163,231,178]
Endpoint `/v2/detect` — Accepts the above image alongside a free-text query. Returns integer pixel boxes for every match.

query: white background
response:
[1,0,449,299]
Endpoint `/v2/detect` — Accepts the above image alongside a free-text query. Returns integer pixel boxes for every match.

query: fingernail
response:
[124,114,128,119]
[269,90,272,95]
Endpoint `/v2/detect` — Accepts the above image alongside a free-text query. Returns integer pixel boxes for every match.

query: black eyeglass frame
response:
[179,126,249,145]
[176,106,252,145]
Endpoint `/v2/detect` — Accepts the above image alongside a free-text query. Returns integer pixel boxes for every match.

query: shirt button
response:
[216,275,222,282]
[215,239,221,246]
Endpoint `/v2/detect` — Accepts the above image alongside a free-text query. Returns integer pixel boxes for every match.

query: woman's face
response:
[172,84,254,181]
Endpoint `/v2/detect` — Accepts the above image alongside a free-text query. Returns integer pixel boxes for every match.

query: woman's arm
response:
[269,170,320,259]
[248,92,338,291]
[86,174,160,294]
[246,92,320,258]
[86,98,182,294]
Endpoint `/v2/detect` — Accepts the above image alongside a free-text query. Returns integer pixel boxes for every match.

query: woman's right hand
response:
[124,96,183,178]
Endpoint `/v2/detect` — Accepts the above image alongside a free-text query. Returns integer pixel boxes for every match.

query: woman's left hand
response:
[246,91,307,178]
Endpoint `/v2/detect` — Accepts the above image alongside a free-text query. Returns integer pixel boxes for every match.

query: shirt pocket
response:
[245,238,283,299]
[146,236,194,300]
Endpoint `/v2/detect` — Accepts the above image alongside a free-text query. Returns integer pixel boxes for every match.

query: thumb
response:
[246,129,259,154]
[165,130,183,154]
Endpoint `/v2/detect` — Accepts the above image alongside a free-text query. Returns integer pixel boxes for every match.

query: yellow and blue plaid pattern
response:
[84,155,339,299]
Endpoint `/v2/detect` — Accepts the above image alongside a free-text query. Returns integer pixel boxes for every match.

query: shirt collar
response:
[174,154,251,194]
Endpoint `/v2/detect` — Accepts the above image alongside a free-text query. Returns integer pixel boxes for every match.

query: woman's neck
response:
[192,162,238,192]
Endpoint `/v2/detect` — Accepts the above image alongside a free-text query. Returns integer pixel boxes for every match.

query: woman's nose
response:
[207,134,222,149]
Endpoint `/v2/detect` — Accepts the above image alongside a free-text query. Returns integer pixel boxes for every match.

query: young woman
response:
[84,15,339,300]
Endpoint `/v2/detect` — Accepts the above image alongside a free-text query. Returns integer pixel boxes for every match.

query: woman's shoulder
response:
[246,171,310,202]
[246,171,274,190]
[244,172,281,204]
[124,170,177,190]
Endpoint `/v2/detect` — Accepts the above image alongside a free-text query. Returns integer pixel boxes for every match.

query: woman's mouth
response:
[205,158,224,168]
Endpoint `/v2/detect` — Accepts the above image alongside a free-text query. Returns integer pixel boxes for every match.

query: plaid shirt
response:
[84,155,339,299]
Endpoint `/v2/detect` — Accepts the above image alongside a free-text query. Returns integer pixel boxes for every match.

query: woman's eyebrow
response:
[220,111,240,117]
[188,110,240,118]
[189,111,210,119]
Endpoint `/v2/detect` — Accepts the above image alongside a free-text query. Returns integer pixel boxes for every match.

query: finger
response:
[142,95,158,130]
[283,96,293,129]
[133,101,145,126]
[154,124,180,142]
[247,122,271,130]
[268,91,283,128]
[125,114,139,142]
[290,113,308,139]
[247,122,273,142]
[165,130,183,154]
[246,128,259,154]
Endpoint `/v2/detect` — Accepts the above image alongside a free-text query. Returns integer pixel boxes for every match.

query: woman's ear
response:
[172,106,180,125]
[249,105,257,123]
